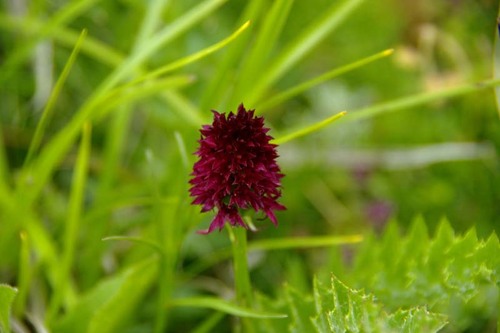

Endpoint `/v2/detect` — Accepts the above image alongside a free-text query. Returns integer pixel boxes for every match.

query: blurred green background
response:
[3,0,497,234]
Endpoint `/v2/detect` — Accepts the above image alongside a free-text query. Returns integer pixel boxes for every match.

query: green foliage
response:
[254,275,446,333]
[349,218,499,310]
[54,258,157,333]
[0,284,17,333]
[329,217,500,332]
[169,296,287,318]
[253,218,498,332]
[0,0,498,332]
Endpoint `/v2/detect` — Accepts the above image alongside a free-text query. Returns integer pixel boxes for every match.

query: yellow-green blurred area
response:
[0,0,499,332]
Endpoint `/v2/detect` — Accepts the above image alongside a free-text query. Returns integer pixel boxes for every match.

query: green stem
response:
[47,122,91,323]
[228,226,254,333]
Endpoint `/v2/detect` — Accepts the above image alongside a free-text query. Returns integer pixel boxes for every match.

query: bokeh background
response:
[0,0,499,332]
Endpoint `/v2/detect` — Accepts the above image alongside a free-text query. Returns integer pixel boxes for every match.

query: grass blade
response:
[257,49,394,112]
[249,234,363,251]
[48,122,92,322]
[341,78,500,123]
[186,233,362,278]
[168,297,287,319]
[248,0,366,104]
[14,232,31,317]
[96,0,228,96]
[96,75,196,120]
[24,29,87,165]
[133,21,250,84]
[0,0,99,84]
[229,0,294,107]
[272,111,347,145]
[161,90,207,126]
[199,0,266,110]
[102,236,164,256]
[0,14,123,67]
[133,0,171,51]
[16,0,227,207]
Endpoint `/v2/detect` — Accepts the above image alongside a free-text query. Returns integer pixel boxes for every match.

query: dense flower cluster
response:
[189,104,285,234]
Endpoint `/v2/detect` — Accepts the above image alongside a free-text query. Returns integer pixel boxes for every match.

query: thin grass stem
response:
[24,29,87,165]
[47,122,92,323]
[273,111,347,145]
[257,49,394,112]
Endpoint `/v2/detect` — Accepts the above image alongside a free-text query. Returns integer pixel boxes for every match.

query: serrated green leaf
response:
[286,275,446,333]
[0,284,17,333]
[286,285,315,333]
[258,273,446,333]
[388,308,447,333]
[344,217,500,330]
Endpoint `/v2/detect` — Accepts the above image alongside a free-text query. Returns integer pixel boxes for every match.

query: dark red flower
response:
[189,104,285,234]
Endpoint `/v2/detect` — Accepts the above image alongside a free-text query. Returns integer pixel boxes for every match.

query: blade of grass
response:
[229,0,294,107]
[83,196,176,226]
[192,312,226,333]
[0,126,9,186]
[14,231,31,317]
[80,0,173,288]
[340,77,500,123]
[131,21,250,85]
[79,104,134,289]
[48,122,92,323]
[249,234,363,251]
[0,0,99,84]
[185,234,363,278]
[272,78,500,146]
[200,0,266,111]
[24,29,87,165]
[95,0,228,97]
[161,90,208,125]
[0,14,125,67]
[0,186,61,301]
[168,297,287,319]
[0,182,60,294]
[257,49,394,112]
[144,149,182,333]
[247,0,367,105]
[133,0,171,52]
[174,132,189,170]
[96,75,196,120]
[16,0,227,207]
[272,111,347,145]
[494,4,500,116]
[102,236,165,256]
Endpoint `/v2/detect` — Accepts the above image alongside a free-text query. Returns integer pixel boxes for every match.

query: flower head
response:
[189,104,285,234]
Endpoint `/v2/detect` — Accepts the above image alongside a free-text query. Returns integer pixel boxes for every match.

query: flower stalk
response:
[228,225,254,333]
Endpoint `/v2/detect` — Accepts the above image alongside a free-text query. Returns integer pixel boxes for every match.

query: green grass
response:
[0,0,499,332]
